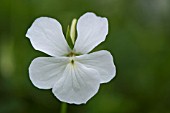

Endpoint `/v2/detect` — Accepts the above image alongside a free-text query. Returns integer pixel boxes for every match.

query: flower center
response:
[67,52,81,65]
[68,52,75,65]
[68,52,75,57]
[71,59,74,64]
[69,57,75,65]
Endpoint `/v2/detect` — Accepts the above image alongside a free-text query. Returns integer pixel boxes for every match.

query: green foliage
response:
[0,0,170,113]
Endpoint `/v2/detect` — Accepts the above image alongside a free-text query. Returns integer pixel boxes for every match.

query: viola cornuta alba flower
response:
[26,12,116,104]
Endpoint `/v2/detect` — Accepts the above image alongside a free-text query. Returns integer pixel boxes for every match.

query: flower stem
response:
[60,102,67,113]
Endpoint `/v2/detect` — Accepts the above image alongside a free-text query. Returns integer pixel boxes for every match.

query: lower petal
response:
[29,57,69,89]
[52,62,100,104]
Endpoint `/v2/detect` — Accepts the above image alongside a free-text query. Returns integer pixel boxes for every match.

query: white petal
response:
[26,17,71,56]
[74,12,108,54]
[52,62,100,104]
[76,50,116,83]
[29,57,69,89]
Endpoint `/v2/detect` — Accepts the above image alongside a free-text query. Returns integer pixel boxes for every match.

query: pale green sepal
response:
[66,25,70,40]
[70,18,77,44]
[66,25,74,49]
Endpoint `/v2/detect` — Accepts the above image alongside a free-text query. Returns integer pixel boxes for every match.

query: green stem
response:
[60,102,67,113]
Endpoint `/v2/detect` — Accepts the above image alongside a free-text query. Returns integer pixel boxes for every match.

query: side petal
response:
[52,62,100,104]
[76,50,116,83]
[26,17,71,56]
[74,12,108,54]
[29,57,69,89]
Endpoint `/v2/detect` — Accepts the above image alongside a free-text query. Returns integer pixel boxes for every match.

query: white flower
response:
[26,12,116,104]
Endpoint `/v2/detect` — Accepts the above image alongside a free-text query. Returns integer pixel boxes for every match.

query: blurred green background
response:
[0,0,170,113]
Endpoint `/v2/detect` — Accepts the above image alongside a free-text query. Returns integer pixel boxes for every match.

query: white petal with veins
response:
[76,50,116,83]
[29,57,69,89]
[52,62,100,104]
[26,17,71,56]
[74,12,108,54]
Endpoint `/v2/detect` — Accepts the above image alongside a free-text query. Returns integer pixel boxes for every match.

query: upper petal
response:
[26,17,71,56]
[29,57,69,89]
[74,12,108,54]
[76,50,116,83]
[52,62,100,104]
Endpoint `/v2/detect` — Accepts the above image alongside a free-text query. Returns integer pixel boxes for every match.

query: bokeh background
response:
[0,0,170,113]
